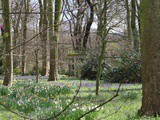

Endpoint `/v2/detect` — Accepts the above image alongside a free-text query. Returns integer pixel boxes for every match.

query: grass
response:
[0,75,159,120]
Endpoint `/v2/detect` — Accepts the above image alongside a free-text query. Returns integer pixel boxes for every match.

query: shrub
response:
[81,52,111,80]
[102,50,141,83]
[81,55,97,80]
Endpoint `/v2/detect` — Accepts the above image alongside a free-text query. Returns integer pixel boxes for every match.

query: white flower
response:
[81,106,87,111]
[66,99,71,102]
[96,108,100,111]
[72,108,76,111]
[75,103,78,107]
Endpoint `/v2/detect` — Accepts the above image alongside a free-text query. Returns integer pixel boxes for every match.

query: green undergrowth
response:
[0,76,159,120]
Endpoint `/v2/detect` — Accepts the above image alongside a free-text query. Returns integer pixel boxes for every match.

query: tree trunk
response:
[125,0,131,47]
[48,0,62,81]
[41,0,48,76]
[52,0,62,81]
[139,0,160,116]
[82,0,94,49]
[96,41,106,95]
[21,0,30,75]
[136,0,141,37]
[95,0,108,95]
[1,0,13,86]
[12,1,23,69]
[35,49,39,83]
[48,0,54,81]
[131,0,139,52]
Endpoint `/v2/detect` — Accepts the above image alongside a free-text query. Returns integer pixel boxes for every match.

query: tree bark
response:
[131,0,139,52]
[12,1,23,69]
[139,0,160,116]
[96,0,108,95]
[48,0,54,81]
[21,0,30,75]
[1,0,13,86]
[40,0,48,76]
[136,0,141,37]
[74,1,83,51]
[82,0,94,49]
[125,0,131,47]
[48,0,62,81]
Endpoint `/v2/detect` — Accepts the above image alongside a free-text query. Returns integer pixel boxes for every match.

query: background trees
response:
[0,0,160,119]
[0,0,141,86]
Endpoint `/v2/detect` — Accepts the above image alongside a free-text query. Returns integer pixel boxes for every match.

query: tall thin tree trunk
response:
[96,41,106,95]
[1,0,13,86]
[139,0,160,116]
[48,0,54,81]
[125,0,131,47]
[48,0,62,81]
[13,2,23,69]
[131,0,139,52]
[41,0,48,76]
[96,0,107,95]
[21,0,30,75]
[136,0,141,37]
[82,0,94,49]
[74,1,83,51]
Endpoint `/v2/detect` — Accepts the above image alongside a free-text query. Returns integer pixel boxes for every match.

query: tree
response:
[131,0,139,52]
[39,0,48,76]
[1,0,13,86]
[82,0,95,49]
[95,0,124,95]
[125,0,131,47]
[12,1,23,69]
[136,0,141,37]
[48,0,62,81]
[12,1,23,47]
[47,0,54,81]
[139,0,160,116]
[95,0,108,95]
[21,0,30,75]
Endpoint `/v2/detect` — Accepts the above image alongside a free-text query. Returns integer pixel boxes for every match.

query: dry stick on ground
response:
[77,83,122,120]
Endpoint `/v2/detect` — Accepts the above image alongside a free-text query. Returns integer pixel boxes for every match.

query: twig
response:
[0,102,33,120]
[97,96,129,120]
[77,83,122,119]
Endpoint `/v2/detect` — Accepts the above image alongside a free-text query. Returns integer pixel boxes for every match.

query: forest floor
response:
[0,75,159,120]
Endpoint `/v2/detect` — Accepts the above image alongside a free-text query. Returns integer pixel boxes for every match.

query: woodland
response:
[0,0,159,120]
